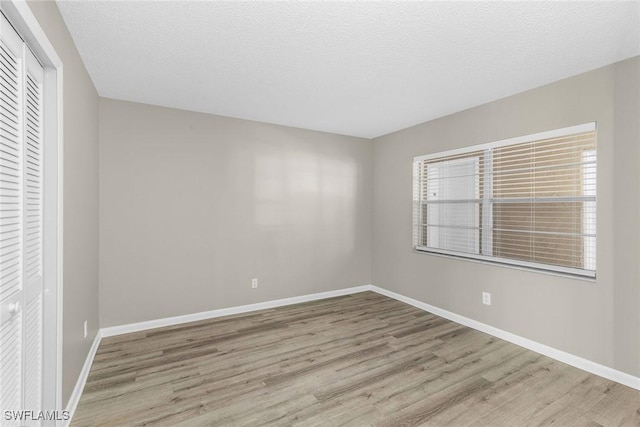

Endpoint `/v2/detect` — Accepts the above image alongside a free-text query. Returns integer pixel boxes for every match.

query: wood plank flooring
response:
[71,292,640,426]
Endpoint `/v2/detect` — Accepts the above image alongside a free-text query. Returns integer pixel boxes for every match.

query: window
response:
[413,123,597,278]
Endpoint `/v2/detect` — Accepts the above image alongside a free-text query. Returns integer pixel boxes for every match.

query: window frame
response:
[413,122,597,279]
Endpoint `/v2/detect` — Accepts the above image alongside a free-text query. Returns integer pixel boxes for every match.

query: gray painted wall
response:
[98,98,372,327]
[27,1,100,406]
[612,57,640,377]
[372,57,640,377]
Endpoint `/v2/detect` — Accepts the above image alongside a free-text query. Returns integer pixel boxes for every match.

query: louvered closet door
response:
[23,46,45,424]
[1,13,45,426]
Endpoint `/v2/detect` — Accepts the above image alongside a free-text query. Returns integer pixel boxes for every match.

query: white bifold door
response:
[1,12,45,426]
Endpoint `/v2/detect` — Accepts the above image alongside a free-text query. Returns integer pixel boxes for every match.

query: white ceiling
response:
[56,1,640,139]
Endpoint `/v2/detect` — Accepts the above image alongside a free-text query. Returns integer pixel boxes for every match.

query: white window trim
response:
[1,0,64,414]
[414,122,597,280]
[415,246,595,278]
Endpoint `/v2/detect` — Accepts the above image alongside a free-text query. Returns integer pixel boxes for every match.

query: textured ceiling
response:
[56,1,640,139]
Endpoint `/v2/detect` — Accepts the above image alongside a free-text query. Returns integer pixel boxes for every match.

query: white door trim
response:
[0,0,63,415]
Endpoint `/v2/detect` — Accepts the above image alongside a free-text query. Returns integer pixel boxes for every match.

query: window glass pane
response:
[423,157,480,254]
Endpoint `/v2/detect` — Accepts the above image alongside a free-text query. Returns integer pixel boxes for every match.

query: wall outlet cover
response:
[482,292,491,306]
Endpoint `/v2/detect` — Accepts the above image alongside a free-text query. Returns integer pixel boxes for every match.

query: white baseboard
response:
[64,329,103,427]
[101,285,372,337]
[369,285,640,391]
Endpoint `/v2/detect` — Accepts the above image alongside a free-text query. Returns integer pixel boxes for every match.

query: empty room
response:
[1,0,639,426]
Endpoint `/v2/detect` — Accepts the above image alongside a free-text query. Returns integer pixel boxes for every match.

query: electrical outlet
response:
[83,320,88,338]
[251,278,258,289]
[482,292,491,306]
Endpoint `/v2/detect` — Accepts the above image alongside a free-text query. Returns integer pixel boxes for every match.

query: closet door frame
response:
[0,0,63,415]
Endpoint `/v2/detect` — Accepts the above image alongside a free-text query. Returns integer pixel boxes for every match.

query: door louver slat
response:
[24,292,42,411]
[0,313,22,421]
[24,70,42,283]
[0,38,21,299]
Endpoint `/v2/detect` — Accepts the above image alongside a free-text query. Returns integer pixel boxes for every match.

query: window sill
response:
[413,247,597,283]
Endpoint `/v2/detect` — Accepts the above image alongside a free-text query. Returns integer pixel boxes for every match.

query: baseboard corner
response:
[63,330,103,426]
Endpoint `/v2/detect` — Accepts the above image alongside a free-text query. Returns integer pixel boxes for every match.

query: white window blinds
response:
[413,123,597,278]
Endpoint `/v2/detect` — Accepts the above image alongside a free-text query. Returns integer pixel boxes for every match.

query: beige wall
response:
[372,57,640,377]
[27,1,100,406]
[98,98,372,327]
[612,57,640,377]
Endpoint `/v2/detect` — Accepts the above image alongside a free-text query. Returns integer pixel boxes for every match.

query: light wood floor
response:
[72,292,640,426]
